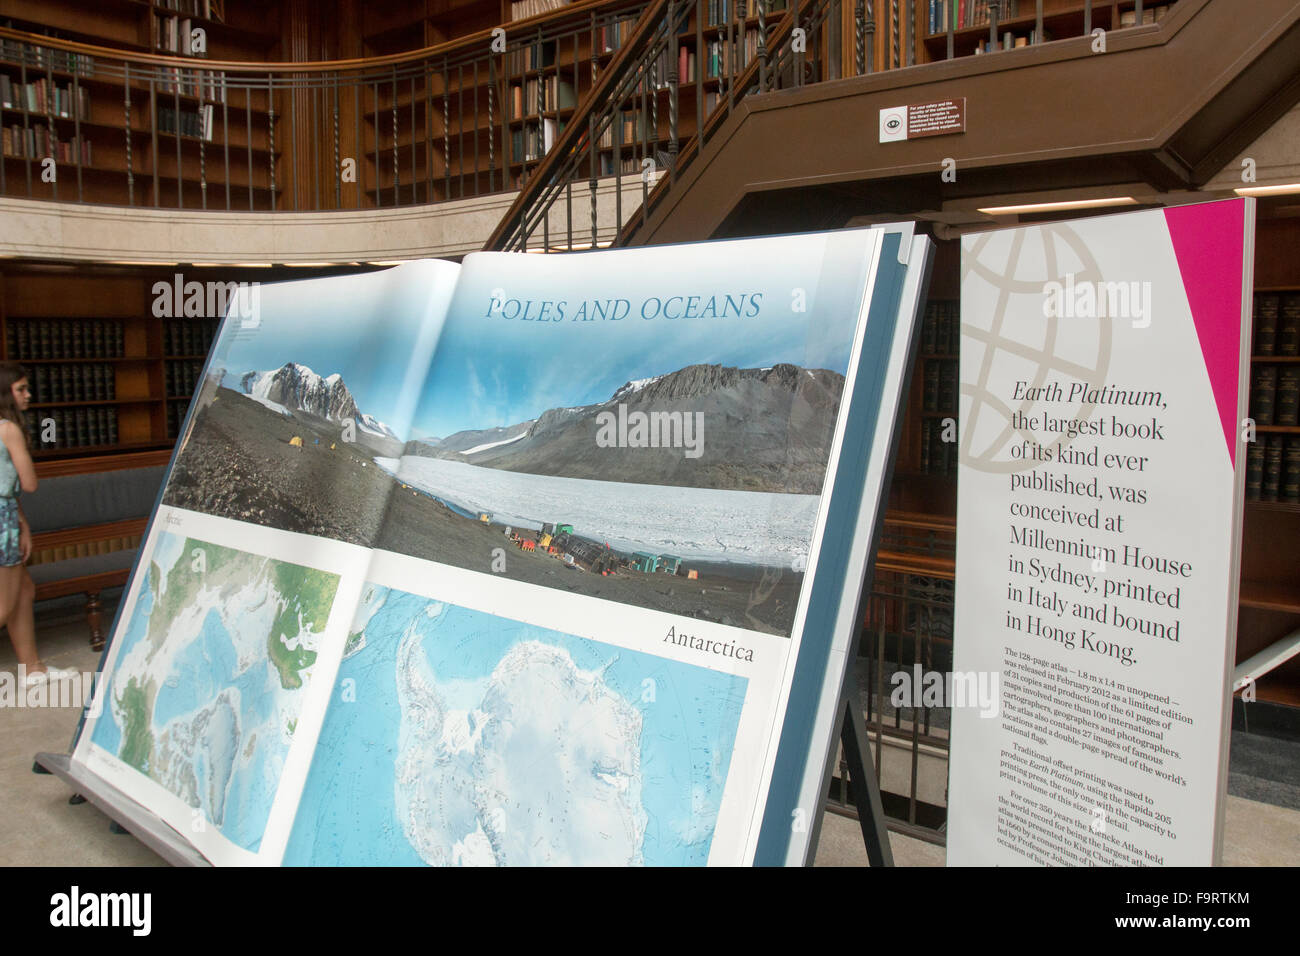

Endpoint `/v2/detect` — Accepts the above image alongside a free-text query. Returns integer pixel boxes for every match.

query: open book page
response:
[283,229,903,865]
[71,260,461,866]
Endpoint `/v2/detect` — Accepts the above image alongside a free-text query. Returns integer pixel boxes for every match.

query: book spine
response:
[1283,437,1300,502]
[1277,365,1300,426]
[1251,365,1277,426]
[1279,293,1300,356]
[924,360,940,412]
[1262,436,1283,502]
[1246,439,1265,500]
[939,360,956,413]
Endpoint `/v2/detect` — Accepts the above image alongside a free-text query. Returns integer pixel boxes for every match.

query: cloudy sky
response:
[411,230,880,439]
[206,229,884,442]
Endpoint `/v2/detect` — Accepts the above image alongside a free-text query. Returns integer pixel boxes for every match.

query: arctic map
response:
[283,585,749,865]
[90,532,341,851]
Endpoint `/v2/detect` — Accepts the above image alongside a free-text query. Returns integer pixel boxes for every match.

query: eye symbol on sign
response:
[886,117,902,131]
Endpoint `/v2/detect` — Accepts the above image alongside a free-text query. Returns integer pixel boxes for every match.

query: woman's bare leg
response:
[0,563,37,671]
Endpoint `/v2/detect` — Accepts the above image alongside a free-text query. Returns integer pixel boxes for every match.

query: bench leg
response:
[86,591,104,652]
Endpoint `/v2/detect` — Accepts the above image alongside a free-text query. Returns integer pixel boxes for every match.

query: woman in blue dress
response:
[0,362,71,685]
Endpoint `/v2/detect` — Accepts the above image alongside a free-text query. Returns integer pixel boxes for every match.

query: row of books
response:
[704,0,788,27]
[973,29,1049,53]
[1250,365,1300,427]
[1,125,92,164]
[928,0,1020,33]
[6,320,125,360]
[158,67,228,104]
[158,104,215,142]
[28,364,117,405]
[510,0,570,22]
[1253,293,1300,356]
[919,417,958,477]
[1118,5,1174,27]
[596,149,670,176]
[505,40,558,74]
[597,18,637,55]
[163,319,218,357]
[153,15,208,56]
[1246,437,1300,503]
[166,399,188,440]
[0,77,90,119]
[704,31,765,78]
[674,47,700,84]
[0,34,95,78]
[167,360,205,399]
[920,301,959,356]
[28,407,119,450]
[610,111,650,148]
[922,359,958,414]
[158,0,225,20]
[930,0,1173,37]
[511,118,562,162]
[509,77,576,119]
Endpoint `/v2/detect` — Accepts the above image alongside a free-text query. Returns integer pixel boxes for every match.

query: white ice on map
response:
[395,605,647,866]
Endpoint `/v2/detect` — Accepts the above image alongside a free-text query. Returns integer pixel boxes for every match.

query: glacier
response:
[386,455,820,566]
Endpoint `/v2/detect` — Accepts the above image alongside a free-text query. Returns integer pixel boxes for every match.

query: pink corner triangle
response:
[1162,201,1246,469]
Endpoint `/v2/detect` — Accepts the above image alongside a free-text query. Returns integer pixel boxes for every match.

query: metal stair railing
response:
[484,0,691,251]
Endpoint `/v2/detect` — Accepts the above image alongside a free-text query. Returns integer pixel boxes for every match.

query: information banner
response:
[948,199,1254,866]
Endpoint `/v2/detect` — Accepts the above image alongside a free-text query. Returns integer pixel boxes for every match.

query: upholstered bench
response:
[23,453,166,651]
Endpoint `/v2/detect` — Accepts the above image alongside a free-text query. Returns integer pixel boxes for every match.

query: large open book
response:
[70,226,931,865]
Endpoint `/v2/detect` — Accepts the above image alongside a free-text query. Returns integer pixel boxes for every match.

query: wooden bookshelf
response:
[0,266,263,465]
[0,0,280,208]
[1235,214,1300,706]
[919,0,1179,60]
[0,271,162,458]
[361,0,796,203]
[362,0,506,55]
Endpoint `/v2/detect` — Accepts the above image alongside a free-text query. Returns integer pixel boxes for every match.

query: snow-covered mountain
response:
[405,363,845,493]
[357,412,399,440]
[238,362,397,440]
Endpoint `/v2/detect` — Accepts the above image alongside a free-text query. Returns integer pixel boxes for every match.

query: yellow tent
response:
[289,436,303,447]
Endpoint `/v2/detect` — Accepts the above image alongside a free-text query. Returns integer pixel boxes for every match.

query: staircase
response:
[486,0,1300,252]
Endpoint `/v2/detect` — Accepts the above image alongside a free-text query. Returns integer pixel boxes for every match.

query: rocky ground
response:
[375,490,802,637]
[162,388,394,545]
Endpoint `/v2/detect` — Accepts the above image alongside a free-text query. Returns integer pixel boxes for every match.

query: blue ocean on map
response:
[90,530,321,854]
[284,586,749,866]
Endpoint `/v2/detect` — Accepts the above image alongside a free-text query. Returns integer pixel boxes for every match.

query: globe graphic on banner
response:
[960,223,1113,475]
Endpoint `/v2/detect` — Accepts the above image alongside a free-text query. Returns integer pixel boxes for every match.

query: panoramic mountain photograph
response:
[372,359,848,636]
